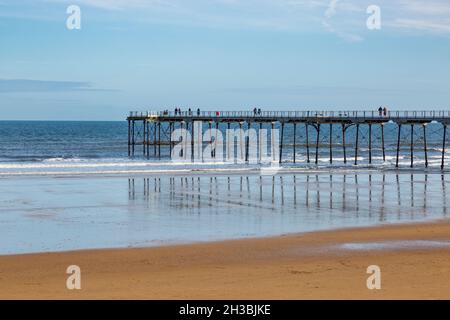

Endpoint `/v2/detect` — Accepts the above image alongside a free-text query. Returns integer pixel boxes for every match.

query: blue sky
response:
[0,0,449,120]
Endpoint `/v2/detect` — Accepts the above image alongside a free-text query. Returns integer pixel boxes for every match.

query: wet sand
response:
[1,220,450,299]
[1,173,449,255]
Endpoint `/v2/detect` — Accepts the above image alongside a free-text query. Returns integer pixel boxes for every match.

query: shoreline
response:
[0,166,448,179]
[1,220,450,299]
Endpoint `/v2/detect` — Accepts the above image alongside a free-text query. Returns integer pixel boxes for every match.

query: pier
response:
[127,110,450,169]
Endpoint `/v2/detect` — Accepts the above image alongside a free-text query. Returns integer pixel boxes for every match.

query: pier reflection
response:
[128,173,449,223]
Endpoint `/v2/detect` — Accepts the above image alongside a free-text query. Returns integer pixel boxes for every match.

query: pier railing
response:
[129,110,450,120]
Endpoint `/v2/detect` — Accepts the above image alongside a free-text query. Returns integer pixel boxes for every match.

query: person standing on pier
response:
[383,107,388,116]
[378,106,383,116]
[197,108,201,116]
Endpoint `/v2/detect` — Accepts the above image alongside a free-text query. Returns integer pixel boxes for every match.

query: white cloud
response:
[4,0,450,37]
[392,18,450,34]
[398,0,450,15]
[324,0,339,19]
[321,0,364,42]
[51,0,170,10]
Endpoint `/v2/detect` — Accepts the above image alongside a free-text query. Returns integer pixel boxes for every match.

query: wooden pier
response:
[127,110,450,169]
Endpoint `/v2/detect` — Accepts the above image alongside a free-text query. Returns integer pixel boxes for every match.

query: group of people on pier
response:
[174,108,207,116]
[174,108,196,116]
[378,106,389,116]
[253,108,262,116]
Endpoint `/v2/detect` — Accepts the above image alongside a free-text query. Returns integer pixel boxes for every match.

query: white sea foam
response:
[0,153,449,176]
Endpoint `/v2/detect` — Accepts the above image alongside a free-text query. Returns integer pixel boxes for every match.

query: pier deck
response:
[128,110,450,123]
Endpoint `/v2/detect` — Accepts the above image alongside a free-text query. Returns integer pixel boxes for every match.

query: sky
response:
[0,0,449,120]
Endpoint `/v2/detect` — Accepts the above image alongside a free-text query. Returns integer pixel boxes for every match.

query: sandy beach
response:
[1,220,449,300]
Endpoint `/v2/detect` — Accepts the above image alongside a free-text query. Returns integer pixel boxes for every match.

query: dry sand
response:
[1,221,450,299]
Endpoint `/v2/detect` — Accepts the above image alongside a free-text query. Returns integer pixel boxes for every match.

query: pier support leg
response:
[191,121,195,162]
[215,122,219,159]
[306,123,310,163]
[180,122,184,158]
[209,122,213,158]
[169,122,173,159]
[158,122,161,159]
[442,124,447,171]
[381,124,386,162]
[329,123,333,164]
[369,124,372,164]
[342,124,346,164]
[396,124,402,168]
[315,123,320,165]
[143,120,146,156]
[239,122,244,162]
[354,124,359,165]
[246,122,250,162]
[146,121,150,158]
[152,122,156,158]
[279,122,284,164]
[410,124,414,168]
[293,123,297,163]
[423,124,428,168]
[259,122,262,163]
[128,120,131,157]
[227,123,231,162]
[131,120,135,157]
[271,122,275,163]
[153,122,157,157]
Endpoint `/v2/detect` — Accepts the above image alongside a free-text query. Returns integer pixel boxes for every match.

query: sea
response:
[0,121,448,175]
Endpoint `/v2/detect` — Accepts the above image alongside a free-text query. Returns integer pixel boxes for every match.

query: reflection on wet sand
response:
[1,173,449,255]
[128,173,449,222]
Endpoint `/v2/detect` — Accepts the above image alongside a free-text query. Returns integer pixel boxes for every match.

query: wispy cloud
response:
[0,79,111,93]
[397,0,450,16]
[57,0,174,10]
[391,19,450,34]
[385,0,450,35]
[322,0,363,42]
[3,0,450,38]
[324,0,339,19]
